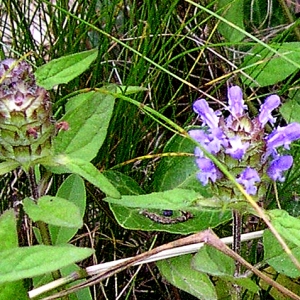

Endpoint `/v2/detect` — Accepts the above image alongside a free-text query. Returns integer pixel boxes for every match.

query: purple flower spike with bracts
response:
[190,85,300,201]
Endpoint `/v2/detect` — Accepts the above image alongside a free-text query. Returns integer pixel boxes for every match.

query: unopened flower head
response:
[0,59,54,169]
[189,86,300,203]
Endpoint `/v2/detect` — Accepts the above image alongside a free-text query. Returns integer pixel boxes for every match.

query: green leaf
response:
[152,126,210,195]
[49,174,86,244]
[217,0,245,42]
[104,170,145,195]
[263,230,300,278]
[280,89,300,123]
[105,170,231,234]
[0,245,93,283]
[242,43,300,87]
[111,205,231,234]
[0,161,20,176]
[35,49,98,89]
[260,266,300,298]
[268,209,300,247]
[23,196,83,228]
[0,210,27,298]
[46,155,121,198]
[0,210,18,251]
[192,245,259,293]
[54,90,115,162]
[104,188,203,210]
[192,244,235,276]
[157,255,217,300]
[0,281,28,300]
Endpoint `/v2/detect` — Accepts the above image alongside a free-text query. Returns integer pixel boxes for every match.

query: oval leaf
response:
[0,245,93,283]
[0,161,20,176]
[54,90,115,162]
[0,210,18,251]
[104,188,203,210]
[269,209,300,247]
[50,174,86,244]
[49,155,120,199]
[35,49,98,89]
[192,244,235,276]
[157,255,217,300]
[242,43,300,87]
[217,0,245,43]
[104,170,231,234]
[23,196,83,228]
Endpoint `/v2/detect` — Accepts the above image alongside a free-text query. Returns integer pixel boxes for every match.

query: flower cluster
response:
[0,59,54,169]
[189,86,300,202]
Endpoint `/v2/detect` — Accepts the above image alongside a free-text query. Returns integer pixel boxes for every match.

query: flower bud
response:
[0,59,54,170]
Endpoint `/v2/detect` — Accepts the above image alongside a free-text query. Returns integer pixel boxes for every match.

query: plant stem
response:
[27,167,67,298]
[232,209,242,300]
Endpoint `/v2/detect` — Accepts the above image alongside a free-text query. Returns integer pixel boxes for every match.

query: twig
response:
[27,230,270,299]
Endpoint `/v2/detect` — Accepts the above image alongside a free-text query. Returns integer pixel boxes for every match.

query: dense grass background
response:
[1,0,300,299]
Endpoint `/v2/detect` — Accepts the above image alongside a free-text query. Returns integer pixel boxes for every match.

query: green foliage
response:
[280,89,300,123]
[50,174,86,244]
[23,196,82,228]
[192,245,259,294]
[54,90,115,161]
[268,209,300,247]
[35,49,98,89]
[217,0,245,42]
[0,245,93,283]
[157,255,218,299]
[264,229,300,278]
[242,43,300,87]
[50,155,120,198]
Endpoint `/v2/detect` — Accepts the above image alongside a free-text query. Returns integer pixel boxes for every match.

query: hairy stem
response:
[232,209,242,300]
[27,167,67,298]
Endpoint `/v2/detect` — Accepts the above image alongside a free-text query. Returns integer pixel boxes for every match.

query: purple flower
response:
[258,95,280,127]
[225,136,250,160]
[195,157,220,185]
[227,86,247,118]
[267,155,293,182]
[267,123,300,151]
[236,167,260,195]
[190,85,300,197]
[189,128,227,155]
[193,99,219,129]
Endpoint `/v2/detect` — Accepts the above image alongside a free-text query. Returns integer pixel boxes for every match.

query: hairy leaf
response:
[49,174,86,244]
[54,90,115,162]
[0,245,93,283]
[35,49,98,89]
[157,255,217,300]
[23,196,82,228]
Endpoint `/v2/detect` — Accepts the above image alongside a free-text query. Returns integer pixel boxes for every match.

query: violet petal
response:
[258,95,280,127]
[225,136,249,160]
[236,167,260,195]
[193,99,219,129]
[227,86,247,117]
[267,122,300,150]
[267,155,293,182]
[195,157,219,185]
